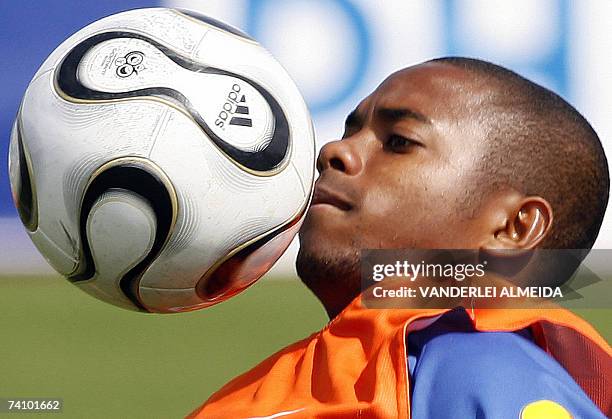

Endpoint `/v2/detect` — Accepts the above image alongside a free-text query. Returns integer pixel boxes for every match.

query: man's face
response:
[297,62,496,301]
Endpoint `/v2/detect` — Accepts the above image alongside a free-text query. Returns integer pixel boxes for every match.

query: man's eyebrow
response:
[377,107,431,125]
[344,109,363,127]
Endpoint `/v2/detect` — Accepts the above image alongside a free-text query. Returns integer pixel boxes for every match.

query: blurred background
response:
[0,1,611,418]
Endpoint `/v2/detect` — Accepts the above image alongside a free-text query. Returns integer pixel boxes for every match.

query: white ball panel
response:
[20,72,169,262]
[192,28,316,179]
[29,228,78,275]
[77,37,181,92]
[33,9,210,80]
[75,281,137,311]
[8,121,17,189]
[184,75,276,152]
[7,121,22,210]
[77,189,157,310]
[139,286,207,313]
[139,106,308,290]
[78,36,276,153]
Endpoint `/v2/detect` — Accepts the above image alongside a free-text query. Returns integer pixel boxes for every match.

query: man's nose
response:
[316,137,363,176]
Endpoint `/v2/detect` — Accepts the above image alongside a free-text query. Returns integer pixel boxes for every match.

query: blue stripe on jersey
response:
[407,309,605,418]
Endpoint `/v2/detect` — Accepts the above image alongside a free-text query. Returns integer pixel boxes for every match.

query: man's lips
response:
[310,186,352,211]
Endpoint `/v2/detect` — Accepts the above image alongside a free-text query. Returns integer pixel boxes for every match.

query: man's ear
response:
[481,193,554,251]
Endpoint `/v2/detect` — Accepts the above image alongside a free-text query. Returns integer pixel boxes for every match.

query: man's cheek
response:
[300,210,350,244]
[360,186,405,219]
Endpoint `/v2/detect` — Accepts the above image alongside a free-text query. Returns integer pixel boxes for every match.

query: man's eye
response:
[385,135,419,152]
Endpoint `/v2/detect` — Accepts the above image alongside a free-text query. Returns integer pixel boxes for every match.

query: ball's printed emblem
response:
[228,96,252,127]
[114,51,144,78]
[215,83,253,129]
[520,400,572,419]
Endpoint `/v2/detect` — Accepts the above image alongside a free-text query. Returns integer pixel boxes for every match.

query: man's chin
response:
[295,243,362,314]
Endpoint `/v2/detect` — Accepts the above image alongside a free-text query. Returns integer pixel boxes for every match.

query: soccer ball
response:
[8,8,315,313]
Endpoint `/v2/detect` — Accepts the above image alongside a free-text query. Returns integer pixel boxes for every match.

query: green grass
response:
[0,276,609,418]
[0,276,327,419]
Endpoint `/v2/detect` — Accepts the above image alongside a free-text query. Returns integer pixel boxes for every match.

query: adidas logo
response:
[215,84,253,129]
[229,95,252,127]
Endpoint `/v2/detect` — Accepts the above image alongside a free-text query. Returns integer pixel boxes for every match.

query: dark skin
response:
[296,62,553,319]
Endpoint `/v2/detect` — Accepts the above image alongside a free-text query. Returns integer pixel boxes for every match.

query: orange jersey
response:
[188,296,611,418]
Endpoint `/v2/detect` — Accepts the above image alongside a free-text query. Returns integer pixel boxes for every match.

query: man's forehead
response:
[355,62,488,118]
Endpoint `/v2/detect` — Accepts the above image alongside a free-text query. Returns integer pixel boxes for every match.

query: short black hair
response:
[430,57,609,250]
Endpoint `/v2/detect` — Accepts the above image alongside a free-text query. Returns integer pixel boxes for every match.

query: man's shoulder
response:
[417,326,543,376]
[409,317,606,418]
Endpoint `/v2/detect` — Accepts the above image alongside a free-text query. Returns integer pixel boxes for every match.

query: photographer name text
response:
[372,285,563,299]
